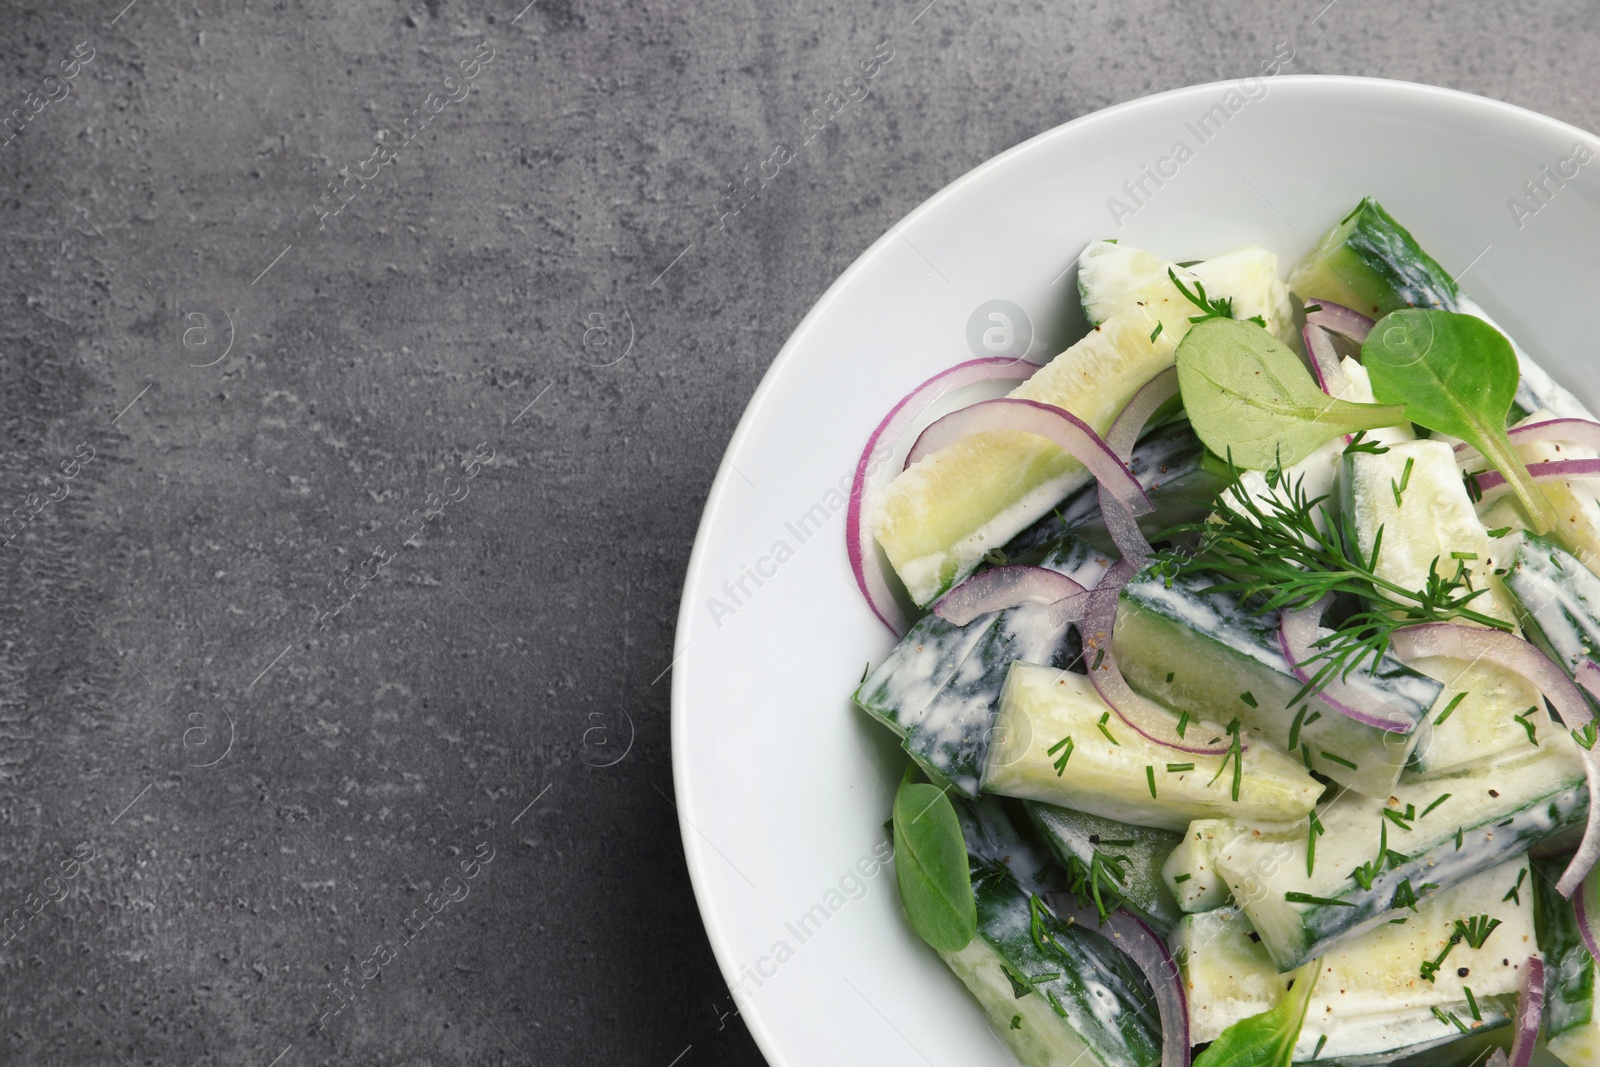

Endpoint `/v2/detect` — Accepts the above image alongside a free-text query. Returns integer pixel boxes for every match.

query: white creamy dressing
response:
[1458,294,1597,421]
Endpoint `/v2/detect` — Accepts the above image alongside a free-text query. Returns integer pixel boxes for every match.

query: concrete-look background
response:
[0,0,1596,1063]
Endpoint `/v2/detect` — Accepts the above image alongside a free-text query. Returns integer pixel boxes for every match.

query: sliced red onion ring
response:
[1457,417,1600,461]
[903,397,1153,516]
[1487,1051,1509,1067]
[931,565,1091,627]
[846,357,1039,634]
[1045,897,1189,1067]
[1278,597,1414,733]
[1103,367,1179,461]
[1096,368,1177,564]
[1508,955,1543,1067]
[1574,861,1600,968]
[1304,298,1375,343]
[1469,457,1600,496]
[1301,323,1349,397]
[1393,623,1600,896]
[1100,491,1154,563]
[1081,558,1234,756]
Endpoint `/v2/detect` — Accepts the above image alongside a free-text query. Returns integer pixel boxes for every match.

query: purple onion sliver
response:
[1304,298,1375,343]
[1458,417,1600,461]
[1104,367,1180,461]
[1508,955,1543,1067]
[1100,488,1153,564]
[1044,897,1189,1067]
[1278,598,1414,733]
[1575,867,1600,968]
[932,565,1088,627]
[1470,457,1600,495]
[1302,323,1348,397]
[1392,623,1600,896]
[903,397,1153,516]
[1082,560,1234,757]
[847,357,1039,634]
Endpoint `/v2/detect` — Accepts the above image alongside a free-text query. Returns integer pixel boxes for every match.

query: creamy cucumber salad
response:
[847,199,1600,1067]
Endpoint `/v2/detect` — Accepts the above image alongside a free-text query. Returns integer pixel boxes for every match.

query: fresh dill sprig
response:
[1153,468,1514,703]
[1307,811,1325,877]
[1513,708,1539,746]
[1048,735,1074,776]
[1421,793,1452,819]
[1343,430,1389,456]
[1206,718,1244,802]
[1167,268,1266,327]
[1457,914,1502,950]
[1422,916,1501,982]
[1286,891,1353,907]
[1095,712,1118,746]
[1503,867,1528,906]
[1061,851,1128,923]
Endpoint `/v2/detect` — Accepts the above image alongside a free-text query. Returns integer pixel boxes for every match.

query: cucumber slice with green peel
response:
[1286,197,1459,319]
[954,795,1059,896]
[939,862,1163,1067]
[1503,530,1600,689]
[1289,198,1593,422]
[1078,240,1300,349]
[1342,440,1546,776]
[1213,742,1587,972]
[873,306,1176,607]
[1533,852,1599,1065]
[1000,419,1225,562]
[1178,857,1531,1055]
[1163,818,1234,914]
[1022,801,1183,934]
[878,239,1305,608]
[1114,567,1439,797]
[1299,1005,1512,1067]
[983,661,1323,832]
[856,537,1110,796]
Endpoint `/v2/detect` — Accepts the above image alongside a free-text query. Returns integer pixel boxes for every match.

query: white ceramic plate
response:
[671,76,1600,1066]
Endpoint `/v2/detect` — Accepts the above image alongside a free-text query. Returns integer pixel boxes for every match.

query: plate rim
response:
[668,72,1597,1066]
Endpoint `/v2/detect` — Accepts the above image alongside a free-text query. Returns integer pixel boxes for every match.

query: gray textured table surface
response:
[1,0,1596,1063]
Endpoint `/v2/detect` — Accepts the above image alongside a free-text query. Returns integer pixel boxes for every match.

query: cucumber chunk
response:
[878,242,1302,608]
[1078,240,1299,349]
[1287,197,1459,319]
[1178,857,1530,1056]
[1214,743,1587,972]
[939,861,1162,1067]
[1342,440,1546,776]
[1163,818,1233,914]
[1289,197,1592,422]
[1022,801,1183,934]
[874,307,1176,607]
[954,794,1059,896]
[1115,566,1438,797]
[1504,530,1600,683]
[856,537,1109,796]
[983,661,1322,831]
[1533,852,1600,1064]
